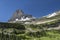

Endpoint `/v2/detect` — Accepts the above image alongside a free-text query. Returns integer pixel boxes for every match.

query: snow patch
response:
[46,12,57,18]
[15,17,31,21]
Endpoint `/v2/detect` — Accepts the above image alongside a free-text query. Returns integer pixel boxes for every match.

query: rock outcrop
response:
[8,9,35,23]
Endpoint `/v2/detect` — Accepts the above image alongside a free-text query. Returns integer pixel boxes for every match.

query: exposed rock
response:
[8,9,34,23]
[8,9,60,24]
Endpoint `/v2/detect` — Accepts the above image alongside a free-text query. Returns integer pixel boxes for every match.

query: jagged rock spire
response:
[8,9,33,22]
[8,9,24,21]
[16,9,24,15]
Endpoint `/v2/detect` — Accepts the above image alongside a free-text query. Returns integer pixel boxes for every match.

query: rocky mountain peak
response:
[8,9,33,22]
[8,9,24,22]
[16,9,24,15]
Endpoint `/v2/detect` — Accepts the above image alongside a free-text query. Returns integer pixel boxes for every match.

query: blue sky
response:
[0,0,60,22]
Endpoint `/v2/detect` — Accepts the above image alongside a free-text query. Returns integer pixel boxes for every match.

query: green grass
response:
[0,19,60,40]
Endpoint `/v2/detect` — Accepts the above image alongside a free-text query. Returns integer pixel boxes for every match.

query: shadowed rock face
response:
[8,9,24,22]
[8,9,32,22]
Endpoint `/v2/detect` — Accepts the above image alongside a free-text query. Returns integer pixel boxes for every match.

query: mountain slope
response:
[8,10,60,25]
[34,11,60,24]
[0,17,60,40]
[45,11,60,18]
[0,10,60,40]
[8,9,35,23]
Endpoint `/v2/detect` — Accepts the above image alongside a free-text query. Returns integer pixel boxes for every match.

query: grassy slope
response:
[0,18,60,40]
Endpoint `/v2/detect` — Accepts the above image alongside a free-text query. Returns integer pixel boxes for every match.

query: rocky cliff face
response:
[8,9,34,23]
[8,9,23,21]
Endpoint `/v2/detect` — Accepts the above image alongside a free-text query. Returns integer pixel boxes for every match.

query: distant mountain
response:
[38,11,60,20]
[8,9,24,21]
[8,9,36,23]
[8,9,60,24]
[44,11,60,18]
[35,11,60,24]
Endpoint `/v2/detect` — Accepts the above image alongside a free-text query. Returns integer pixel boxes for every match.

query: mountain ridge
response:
[8,9,60,24]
